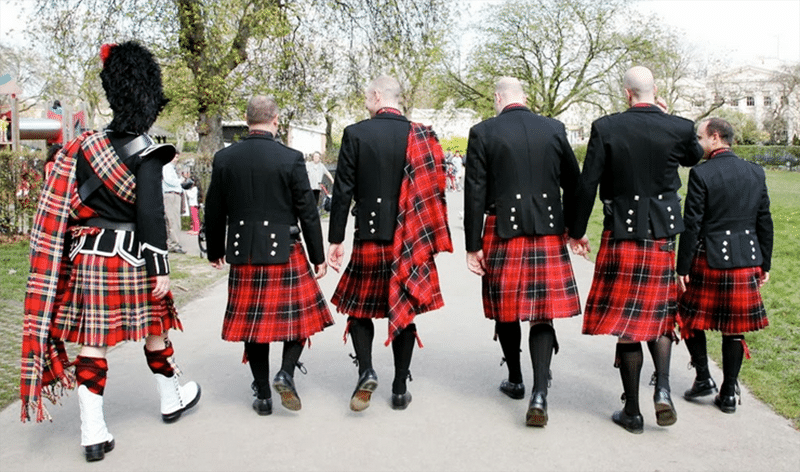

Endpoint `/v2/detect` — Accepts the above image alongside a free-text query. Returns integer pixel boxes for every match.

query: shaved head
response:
[623,66,656,103]
[367,75,402,103]
[494,77,526,114]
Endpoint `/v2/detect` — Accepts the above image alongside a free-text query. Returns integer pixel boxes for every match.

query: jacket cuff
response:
[142,243,170,276]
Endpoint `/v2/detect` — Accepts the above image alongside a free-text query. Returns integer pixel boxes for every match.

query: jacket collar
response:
[373,109,409,122]
[625,103,662,113]
[500,103,530,115]
[245,130,275,141]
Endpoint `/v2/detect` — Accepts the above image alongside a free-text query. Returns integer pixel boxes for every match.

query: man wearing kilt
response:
[464,77,583,427]
[328,75,452,412]
[677,118,772,414]
[20,42,200,462]
[569,66,703,434]
[205,96,333,416]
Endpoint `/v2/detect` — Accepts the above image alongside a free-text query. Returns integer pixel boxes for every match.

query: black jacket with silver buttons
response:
[328,111,410,243]
[676,151,773,274]
[570,104,703,240]
[464,106,580,253]
[204,131,324,265]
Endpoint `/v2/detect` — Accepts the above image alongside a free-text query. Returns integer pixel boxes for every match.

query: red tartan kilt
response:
[331,239,392,318]
[482,216,581,322]
[678,250,767,336]
[222,243,333,343]
[583,231,677,341]
[50,252,180,347]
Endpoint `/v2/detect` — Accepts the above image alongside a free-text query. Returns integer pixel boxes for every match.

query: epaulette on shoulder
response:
[140,143,177,164]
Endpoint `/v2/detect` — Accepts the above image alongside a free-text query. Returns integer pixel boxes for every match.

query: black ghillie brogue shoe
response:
[654,388,677,426]
[612,410,644,434]
[525,392,548,427]
[714,394,737,414]
[350,368,378,412]
[84,439,115,462]
[252,398,273,416]
[391,391,412,410]
[273,370,302,411]
[499,380,525,400]
[683,377,718,400]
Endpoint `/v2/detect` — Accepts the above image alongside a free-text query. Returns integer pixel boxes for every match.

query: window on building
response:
[746,96,755,106]
[764,96,772,107]
[730,98,739,106]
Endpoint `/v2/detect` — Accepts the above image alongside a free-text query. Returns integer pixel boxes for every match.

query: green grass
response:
[0,241,227,411]
[579,168,800,428]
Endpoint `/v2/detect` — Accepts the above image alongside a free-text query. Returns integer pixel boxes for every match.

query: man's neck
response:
[249,123,276,134]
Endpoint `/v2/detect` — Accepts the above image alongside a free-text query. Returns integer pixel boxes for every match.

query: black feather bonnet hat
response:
[100,41,169,134]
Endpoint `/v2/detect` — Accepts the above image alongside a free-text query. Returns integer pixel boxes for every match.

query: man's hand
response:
[467,250,486,276]
[759,270,770,288]
[152,275,170,299]
[678,274,690,293]
[328,243,345,272]
[568,235,591,259]
[210,257,226,270]
[314,262,328,279]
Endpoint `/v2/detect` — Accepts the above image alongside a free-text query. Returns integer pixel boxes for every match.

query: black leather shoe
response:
[84,439,115,462]
[499,380,525,400]
[525,392,548,427]
[391,391,412,410]
[273,370,302,411]
[683,377,718,400]
[350,368,378,412]
[654,388,677,426]
[612,410,644,434]
[714,394,737,414]
[252,397,273,416]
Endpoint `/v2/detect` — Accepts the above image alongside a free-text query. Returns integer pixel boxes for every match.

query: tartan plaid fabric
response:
[331,124,452,344]
[481,216,581,322]
[145,344,177,377]
[74,356,108,395]
[386,123,452,343]
[50,250,179,346]
[222,243,333,343]
[582,231,678,341]
[82,132,137,204]
[20,131,152,422]
[331,239,394,319]
[677,249,767,336]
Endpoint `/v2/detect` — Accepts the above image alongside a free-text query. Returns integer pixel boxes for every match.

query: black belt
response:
[85,217,136,232]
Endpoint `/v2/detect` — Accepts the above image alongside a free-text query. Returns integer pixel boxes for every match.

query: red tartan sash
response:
[20,131,135,422]
[385,123,452,344]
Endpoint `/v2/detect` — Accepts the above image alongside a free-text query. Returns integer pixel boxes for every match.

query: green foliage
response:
[733,145,800,170]
[0,150,44,234]
[572,144,587,165]
[439,136,468,155]
[712,109,769,144]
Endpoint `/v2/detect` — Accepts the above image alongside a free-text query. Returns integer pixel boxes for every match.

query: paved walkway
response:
[1,193,798,471]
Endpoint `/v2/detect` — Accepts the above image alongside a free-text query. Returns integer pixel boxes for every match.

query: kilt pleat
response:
[582,231,677,341]
[678,249,768,335]
[50,252,180,347]
[223,243,333,343]
[482,216,581,322]
[331,239,393,318]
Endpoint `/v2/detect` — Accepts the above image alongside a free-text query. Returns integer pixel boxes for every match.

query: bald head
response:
[494,77,526,114]
[246,95,279,126]
[623,66,656,104]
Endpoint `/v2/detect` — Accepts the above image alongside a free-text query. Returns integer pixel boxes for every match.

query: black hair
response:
[704,118,735,146]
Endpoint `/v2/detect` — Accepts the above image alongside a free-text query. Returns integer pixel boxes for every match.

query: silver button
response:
[658,194,663,200]
[271,233,276,239]
[549,214,554,219]
[751,247,756,252]
[370,228,376,233]
[724,255,729,261]
[510,216,515,222]
[549,223,554,228]
[726,230,731,235]
[750,241,755,245]
[235,250,240,256]
[634,195,640,201]
[377,197,382,203]
[512,224,518,230]
[235,233,240,239]
[371,212,376,217]
[670,224,675,229]
[547,206,552,211]
[273,242,278,247]
[270,250,276,256]
[239,220,244,225]
[516,194,522,199]
[542,193,548,198]
[263,221,268,226]
[667,206,672,212]
[745,230,750,234]
[234,242,238,247]
[628,227,633,232]
[723,241,728,246]
[670,215,675,220]
[628,210,634,215]
[752,255,757,260]
[511,207,516,213]
[369,220,374,225]
[722,248,727,253]
[626,219,632,224]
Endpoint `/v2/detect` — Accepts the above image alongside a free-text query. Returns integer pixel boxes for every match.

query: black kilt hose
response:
[482,216,581,322]
[222,242,333,343]
[331,238,444,319]
[50,249,180,347]
[678,248,768,336]
[582,231,678,341]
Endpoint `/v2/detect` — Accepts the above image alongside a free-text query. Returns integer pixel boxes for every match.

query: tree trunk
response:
[197,112,224,157]
[325,113,334,156]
